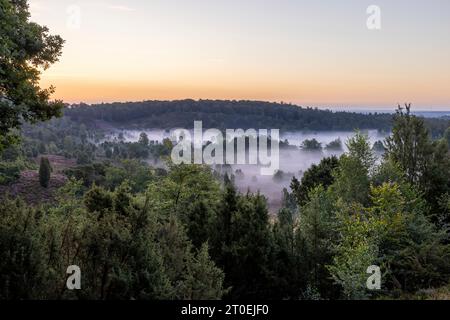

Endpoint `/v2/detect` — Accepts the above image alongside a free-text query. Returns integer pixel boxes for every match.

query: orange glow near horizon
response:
[32,0,450,109]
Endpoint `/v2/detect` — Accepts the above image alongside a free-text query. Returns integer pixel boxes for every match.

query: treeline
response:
[16,119,172,165]
[64,100,449,136]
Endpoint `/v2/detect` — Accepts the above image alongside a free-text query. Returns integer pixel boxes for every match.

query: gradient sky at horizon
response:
[30,0,450,109]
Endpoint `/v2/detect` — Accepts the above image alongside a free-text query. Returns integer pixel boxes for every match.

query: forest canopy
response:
[65,100,449,135]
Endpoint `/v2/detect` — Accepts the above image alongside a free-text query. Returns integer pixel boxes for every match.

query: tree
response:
[0,0,64,152]
[147,164,221,223]
[138,132,150,146]
[346,131,375,172]
[271,208,306,299]
[332,154,370,205]
[371,158,405,187]
[326,138,343,151]
[298,186,338,298]
[300,138,322,151]
[385,104,433,184]
[385,104,450,217]
[329,182,450,298]
[186,200,215,249]
[38,157,51,188]
[272,170,286,183]
[291,156,339,206]
[331,133,374,205]
[210,175,238,275]
[372,140,386,153]
[83,185,113,214]
[211,177,274,299]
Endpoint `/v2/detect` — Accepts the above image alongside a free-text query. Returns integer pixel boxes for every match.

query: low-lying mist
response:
[106,129,389,213]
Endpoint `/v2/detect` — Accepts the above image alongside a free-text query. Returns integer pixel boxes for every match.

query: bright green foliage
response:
[328,182,450,298]
[0,0,64,151]
[147,164,221,222]
[330,132,374,205]
[331,154,370,205]
[328,229,379,299]
[370,183,450,293]
[328,196,385,299]
[346,131,376,172]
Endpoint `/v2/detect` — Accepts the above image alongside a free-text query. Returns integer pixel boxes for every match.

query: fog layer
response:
[108,129,389,212]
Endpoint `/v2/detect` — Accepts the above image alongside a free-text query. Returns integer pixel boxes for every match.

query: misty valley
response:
[106,127,389,212]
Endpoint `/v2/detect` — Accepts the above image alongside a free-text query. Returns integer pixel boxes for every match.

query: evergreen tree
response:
[83,185,114,214]
[385,104,450,217]
[39,157,51,188]
[183,244,227,300]
[291,156,339,206]
[186,200,215,249]
[138,132,150,146]
[298,186,338,298]
[385,104,434,184]
[0,199,48,299]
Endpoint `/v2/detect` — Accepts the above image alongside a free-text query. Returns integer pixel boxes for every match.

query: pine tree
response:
[39,157,51,188]
[385,104,450,217]
[138,132,150,146]
[385,104,434,185]
[299,186,338,298]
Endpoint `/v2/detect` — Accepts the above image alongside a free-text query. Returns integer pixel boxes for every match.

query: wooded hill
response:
[64,100,450,136]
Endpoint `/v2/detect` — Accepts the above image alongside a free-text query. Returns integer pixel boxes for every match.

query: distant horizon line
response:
[65,99,450,113]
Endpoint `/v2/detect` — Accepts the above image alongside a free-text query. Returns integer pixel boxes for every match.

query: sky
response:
[29,0,450,110]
